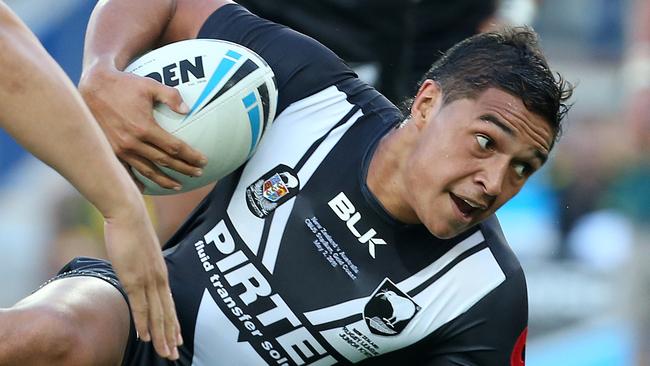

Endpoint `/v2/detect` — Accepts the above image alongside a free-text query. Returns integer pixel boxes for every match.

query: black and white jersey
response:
[128,4,528,365]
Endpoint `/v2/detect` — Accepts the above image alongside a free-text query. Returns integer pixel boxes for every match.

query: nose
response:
[476,157,509,198]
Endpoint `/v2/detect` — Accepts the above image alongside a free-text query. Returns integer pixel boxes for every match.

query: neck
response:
[367,120,420,224]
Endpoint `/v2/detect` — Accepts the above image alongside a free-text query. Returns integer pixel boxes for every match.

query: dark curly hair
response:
[402,26,573,143]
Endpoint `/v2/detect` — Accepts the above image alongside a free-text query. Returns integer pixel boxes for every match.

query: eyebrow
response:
[480,113,548,165]
[480,113,514,136]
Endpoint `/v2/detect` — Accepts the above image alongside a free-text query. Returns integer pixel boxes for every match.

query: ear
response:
[410,80,443,129]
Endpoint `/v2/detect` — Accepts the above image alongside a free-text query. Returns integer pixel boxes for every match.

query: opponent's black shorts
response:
[45,257,172,366]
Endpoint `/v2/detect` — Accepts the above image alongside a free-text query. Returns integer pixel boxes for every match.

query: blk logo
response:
[328,192,387,258]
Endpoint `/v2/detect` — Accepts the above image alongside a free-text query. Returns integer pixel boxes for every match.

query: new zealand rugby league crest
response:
[246,164,300,218]
[364,278,421,336]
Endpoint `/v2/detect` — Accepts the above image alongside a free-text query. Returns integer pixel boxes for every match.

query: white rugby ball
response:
[125,39,278,195]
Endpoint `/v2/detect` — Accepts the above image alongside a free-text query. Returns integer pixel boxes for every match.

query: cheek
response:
[406,143,444,187]
[410,149,474,197]
[501,181,524,203]
[403,149,442,212]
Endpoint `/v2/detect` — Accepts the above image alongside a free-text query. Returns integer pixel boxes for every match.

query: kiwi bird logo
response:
[375,291,417,327]
[364,279,421,336]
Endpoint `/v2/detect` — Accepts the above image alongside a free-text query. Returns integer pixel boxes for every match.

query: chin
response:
[426,223,464,240]
[426,217,483,239]
[431,232,455,240]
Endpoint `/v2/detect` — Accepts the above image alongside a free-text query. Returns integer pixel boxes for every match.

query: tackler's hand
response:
[103,204,183,361]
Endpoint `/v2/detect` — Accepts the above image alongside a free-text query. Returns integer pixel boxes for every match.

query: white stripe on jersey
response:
[397,230,485,292]
[303,297,369,326]
[192,290,266,366]
[262,109,363,273]
[319,247,506,362]
[303,230,485,326]
[411,247,505,331]
[225,85,358,259]
[261,197,296,272]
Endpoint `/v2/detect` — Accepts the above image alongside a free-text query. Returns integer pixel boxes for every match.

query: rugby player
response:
[1,0,572,364]
[0,1,182,362]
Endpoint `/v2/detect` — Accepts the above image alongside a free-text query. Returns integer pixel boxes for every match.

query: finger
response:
[165,290,183,346]
[123,153,182,191]
[125,286,151,342]
[147,77,190,115]
[147,285,173,359]
[128,139,203,178]
[166,286,183,346]
[141,78,207,167]
[171,294,183,346]
[157,282,181,352]
[143,125,207,168]
[176,316,184,346]
[174,292,183,346]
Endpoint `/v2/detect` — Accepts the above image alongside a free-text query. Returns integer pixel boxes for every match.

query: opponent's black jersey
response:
[134,4,528,366]
[234,0,497,103]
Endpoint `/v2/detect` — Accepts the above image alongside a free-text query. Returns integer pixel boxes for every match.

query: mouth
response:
[449,193,486,221]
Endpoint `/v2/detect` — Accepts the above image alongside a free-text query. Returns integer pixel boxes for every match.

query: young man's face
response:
[404,83,554,239]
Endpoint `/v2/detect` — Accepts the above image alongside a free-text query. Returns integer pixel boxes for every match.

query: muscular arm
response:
[84,0,231,71]
[0,2,182,360]
[83,0,176,72]
[164,0,233,44]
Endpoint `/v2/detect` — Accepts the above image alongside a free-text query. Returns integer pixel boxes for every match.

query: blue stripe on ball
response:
[242,91,261,156]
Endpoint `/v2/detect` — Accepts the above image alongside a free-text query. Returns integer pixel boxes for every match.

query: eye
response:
[475,134,493,150]
[513,163,531,178]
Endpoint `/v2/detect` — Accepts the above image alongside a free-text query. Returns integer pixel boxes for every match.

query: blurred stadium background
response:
[0,0,648,365]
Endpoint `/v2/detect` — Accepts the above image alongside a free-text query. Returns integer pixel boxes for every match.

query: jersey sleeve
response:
[362,270,528,366]
[197,3,357,114]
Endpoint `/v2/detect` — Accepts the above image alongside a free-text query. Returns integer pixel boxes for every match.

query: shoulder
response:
[197,3,350,76]
[422,219,528,362]
[473,215,528,312]
[369,221,528,365]
[196,3,357,114]
[479,215,525,279]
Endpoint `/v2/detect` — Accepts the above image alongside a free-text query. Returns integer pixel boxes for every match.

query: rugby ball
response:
[125,39,278,195]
